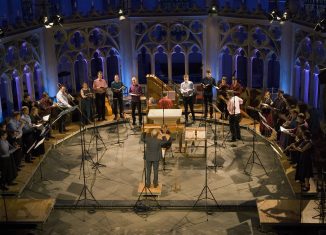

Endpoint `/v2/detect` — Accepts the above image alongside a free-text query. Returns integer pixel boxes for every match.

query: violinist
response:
[230,76,243,95]
[217,76,230,120]
[80,82,93,125]
[56,85,72,133]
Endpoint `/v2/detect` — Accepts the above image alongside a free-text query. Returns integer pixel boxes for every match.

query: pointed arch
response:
[172,45,185,83]
[188,45,202,83]
[154,45,168,83]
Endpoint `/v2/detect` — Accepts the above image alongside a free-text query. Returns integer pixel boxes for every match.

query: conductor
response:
[144,129,167,188]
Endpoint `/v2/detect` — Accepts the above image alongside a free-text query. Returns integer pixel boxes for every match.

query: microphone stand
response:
[193,116,218,220]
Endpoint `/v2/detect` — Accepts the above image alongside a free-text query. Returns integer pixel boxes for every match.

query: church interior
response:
[1,0,326,234]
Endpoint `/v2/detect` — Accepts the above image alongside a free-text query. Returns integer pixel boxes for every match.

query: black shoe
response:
[145,184,150,188]
[237,137,242,140]
[132,122,136,126]
[25,159,33,163]
[8,182,18,186]
[154,184,158,188]
[230,139,236,142]
[114,116,117,120]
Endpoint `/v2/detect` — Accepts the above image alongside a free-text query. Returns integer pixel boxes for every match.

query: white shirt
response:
[180,81,194,97]
[56,90,71,108]
[227,96,243,115]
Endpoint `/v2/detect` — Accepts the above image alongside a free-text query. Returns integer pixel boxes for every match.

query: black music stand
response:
[244,107,268,175]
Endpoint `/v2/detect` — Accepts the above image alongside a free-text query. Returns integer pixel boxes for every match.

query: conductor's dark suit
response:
[144,135,166,187]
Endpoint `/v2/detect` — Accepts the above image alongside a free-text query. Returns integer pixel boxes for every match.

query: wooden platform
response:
[0,198,55,224]
[257,199,323,225]
[137,183,162,196]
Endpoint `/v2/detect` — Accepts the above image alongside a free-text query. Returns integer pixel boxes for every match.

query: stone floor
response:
[2,118,315,234]
[22,122,294,204]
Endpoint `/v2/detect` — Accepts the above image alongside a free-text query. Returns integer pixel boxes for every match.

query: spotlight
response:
[118,9,126,21]
[41,16,53,28]
[314,19,326,32]
[53,15,63,26]
[208,5,218,15]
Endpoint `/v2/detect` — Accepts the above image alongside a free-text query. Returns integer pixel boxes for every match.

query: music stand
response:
[244,107,268,175]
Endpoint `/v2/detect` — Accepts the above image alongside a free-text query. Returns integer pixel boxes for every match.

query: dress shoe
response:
[154,184,158,188]
[114,116,118,120]
[230,139,236,142]
[25,159,33,163]
[8,182,18,186]
[132,122,136,126]
[145,184,150,188]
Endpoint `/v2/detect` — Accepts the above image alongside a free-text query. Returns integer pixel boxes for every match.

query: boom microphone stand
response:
[193,117,218,219]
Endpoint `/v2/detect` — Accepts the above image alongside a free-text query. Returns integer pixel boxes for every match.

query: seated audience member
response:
[279,109,299,149]
[22,94,37,111]
[158,92,174,109]
[21,106,45,157]
[271,90,289,140]
[1,122,23,170]
[38,92,55,116]
[0,130,18,190]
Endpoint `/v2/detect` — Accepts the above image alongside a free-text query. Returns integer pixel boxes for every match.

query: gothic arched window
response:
[12,70,23,110]
[0,74,13,119]
[58,56,73,93]
[155,46,168,83]
[106,49,120,87]
[188,46,202,83]
[172,45,185,83]
[267,53,280,89]
[220,47,232,83]
[236,49,247,87]
[251,50,263,88]
[75,53,89,92]
[91,51,104,79]
[22,65,34,99]
[34,62,44,100]
[137,47,151,84]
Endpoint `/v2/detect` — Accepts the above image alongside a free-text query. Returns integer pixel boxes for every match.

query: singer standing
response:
[201,70,216,119]
[180,74,195,123]
[93,71,108,121]
[227,91,243,142]
[129,77,143,126]
[56,85,72,133]
[80,82,93,124]
[111,74,125,120]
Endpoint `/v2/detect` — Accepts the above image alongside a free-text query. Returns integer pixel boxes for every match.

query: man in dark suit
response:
[144,129,167,188]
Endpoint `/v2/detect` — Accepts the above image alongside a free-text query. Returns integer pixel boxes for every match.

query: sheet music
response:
[280,126,291,134]
[43,114,50,122]
[185,130,196,140]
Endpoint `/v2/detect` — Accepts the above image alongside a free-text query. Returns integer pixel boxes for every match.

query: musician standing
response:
[80,82,93,124]
[180,74,195,123]
[201,70,216,119]
[111,74,125,120]
[227,91,243,142]
[93,71,108,121]
[129,76,143,126]
[56,85,72,133]
[230,76,243,95]
[217,76,230,120]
